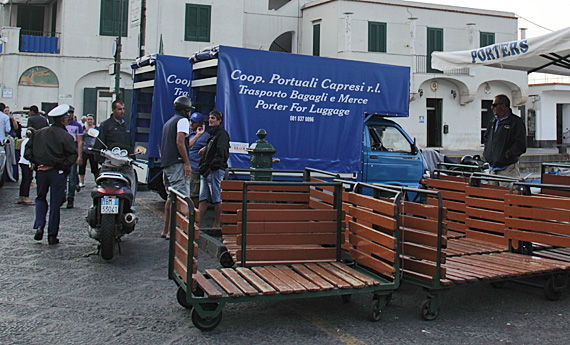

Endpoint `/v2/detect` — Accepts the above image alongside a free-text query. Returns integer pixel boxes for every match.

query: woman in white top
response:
[17,128,35,205]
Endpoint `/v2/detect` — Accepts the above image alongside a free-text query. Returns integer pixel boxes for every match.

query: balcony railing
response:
[414,55,469,76]
[19,30,60,54]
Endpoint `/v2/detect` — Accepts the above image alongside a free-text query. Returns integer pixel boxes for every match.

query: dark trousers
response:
[19,163,33,197]
[79,152,100,179]
[66,163,78,202]
[34,169,67,236]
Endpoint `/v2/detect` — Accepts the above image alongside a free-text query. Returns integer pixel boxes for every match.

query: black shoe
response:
[67,200,74,209]
[33,226,44,241]
[48,235,59,245]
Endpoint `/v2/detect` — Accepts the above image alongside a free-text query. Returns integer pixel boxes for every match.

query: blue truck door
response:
[363,121,425,187]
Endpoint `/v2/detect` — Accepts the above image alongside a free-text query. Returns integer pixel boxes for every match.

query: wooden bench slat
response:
[237,233,338,246]
[222,202,309,213]
[349,221,395,247]
[194,272,223,298]
[238,209,339,222]
[304,263,352,289]
[236,247,336,263]
[349,206,396,231]
[265,266,307,293]
[347,193,396,217]
[401,256,445,278]
[274,265,321,292]
[400,215,441,234]
[349,233,396,263]
[235,267,277,295]
[402,227,445,248]
[291,264,335,290]
[222,191,310,203]
[220,268,260,296]
[330,262,380,286]
[318,262,366,288]
[235,221,338,235]
[250,266,295,294]
[205,269,245,298]
[349,248,395,278]
[310,187,335,204]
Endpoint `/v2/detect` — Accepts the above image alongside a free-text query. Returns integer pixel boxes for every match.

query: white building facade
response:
[0,0,531,150]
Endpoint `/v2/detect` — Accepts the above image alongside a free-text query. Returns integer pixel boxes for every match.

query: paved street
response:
[1,174,570,344]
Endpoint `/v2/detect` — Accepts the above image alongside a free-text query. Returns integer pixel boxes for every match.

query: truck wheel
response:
[100,214,116,260]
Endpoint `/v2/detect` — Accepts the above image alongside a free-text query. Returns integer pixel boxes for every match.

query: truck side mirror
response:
[411,138,419,155]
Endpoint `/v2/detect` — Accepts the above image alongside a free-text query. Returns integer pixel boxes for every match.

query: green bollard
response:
[248,129,277,181]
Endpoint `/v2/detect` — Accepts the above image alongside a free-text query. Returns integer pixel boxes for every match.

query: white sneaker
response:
[79,183,86,188]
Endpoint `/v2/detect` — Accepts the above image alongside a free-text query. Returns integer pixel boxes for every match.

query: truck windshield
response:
[369,125,412,153]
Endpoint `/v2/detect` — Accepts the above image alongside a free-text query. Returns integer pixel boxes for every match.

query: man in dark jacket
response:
[198,110,230,229]
[483,94,526,186]
[26,105,49,130]
[25,104,78,244]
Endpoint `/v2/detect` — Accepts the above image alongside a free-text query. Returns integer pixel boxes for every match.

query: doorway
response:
[96,90,113,126]
[426,98,442,147]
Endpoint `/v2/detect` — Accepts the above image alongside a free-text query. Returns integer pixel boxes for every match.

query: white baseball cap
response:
[48,104,71,117]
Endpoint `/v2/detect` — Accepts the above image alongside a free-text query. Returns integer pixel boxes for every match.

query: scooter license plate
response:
[101,196,119,214]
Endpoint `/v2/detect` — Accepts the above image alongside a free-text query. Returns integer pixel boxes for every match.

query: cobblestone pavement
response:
[1,174,570,344]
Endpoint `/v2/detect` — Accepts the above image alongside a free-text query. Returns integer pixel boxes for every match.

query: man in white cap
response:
[24,104,78,245]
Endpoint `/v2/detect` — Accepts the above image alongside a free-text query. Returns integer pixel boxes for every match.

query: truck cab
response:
[363,116,428,187]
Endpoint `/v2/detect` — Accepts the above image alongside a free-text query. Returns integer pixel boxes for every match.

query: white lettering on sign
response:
[166,74,191,86]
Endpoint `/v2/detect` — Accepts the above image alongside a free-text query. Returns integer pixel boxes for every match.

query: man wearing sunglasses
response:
[483,94,526,186]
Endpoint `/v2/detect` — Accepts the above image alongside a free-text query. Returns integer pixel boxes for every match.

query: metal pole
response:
[139,0,146,57]
[114,0,124,101]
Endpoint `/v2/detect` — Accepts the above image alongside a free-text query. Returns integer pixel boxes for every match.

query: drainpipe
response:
[343,12,353,53]
[409,17,417,55]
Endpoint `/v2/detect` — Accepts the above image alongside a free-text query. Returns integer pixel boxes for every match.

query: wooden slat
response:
[347,193,396,217]
[222,191,310,203]
[237,233,337,246]
[401,256,445,278]
[251,266,294,294]
[400,215,441,234]
[193,272,223,298]
[236,221,338,234]
[220,268,260,296]
[291,264,335,290]
[222,203,308,213]
[304,263,352,289]
[505,229,570,248]
[238,209,338,222]
[274,265,321,292]
[205,269,245,298]
[349,248,395,278]
[265,266,307,293]
[236,247,336,263]
[318,262,366,288]
[330,262,380,286]
[349,233,396,263]
[349,221,395,248]
[309,188,335,205]
[348,206,396,231]
[235,267,277,295]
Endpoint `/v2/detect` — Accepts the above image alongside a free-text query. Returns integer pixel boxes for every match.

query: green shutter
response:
[313,24,320,56]
[368,22,386,53]
[100,0,128,37]
[480,32,495,47]
[185,4,211,42]
[427,27,443,73]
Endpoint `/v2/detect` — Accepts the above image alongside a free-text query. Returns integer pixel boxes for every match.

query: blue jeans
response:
[67,163,78,202]
[34,169,67,236]
[199,169,225,203]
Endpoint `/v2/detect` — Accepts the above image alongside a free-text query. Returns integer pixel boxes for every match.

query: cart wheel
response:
[544,278,562,301]
[490,281,506,289]
[341,294,352,303]
[369,299,382,322]
[176,287,192,309]
[421,299,439,321]
[191,304,222,331]
[219,251,235,268]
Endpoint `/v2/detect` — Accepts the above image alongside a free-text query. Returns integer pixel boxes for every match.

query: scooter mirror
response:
[87,128,100,138]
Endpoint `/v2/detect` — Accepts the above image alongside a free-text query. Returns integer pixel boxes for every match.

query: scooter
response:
[85,129,138,260]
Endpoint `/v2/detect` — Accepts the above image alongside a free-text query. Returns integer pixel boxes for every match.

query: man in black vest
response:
[160,96,204,239]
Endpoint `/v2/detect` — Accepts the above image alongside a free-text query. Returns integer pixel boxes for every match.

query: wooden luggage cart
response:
[168,180,401,330]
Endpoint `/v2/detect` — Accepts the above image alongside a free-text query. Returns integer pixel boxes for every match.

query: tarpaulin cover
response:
[147,54,192,159]
[432,26,570,76]
[214,46,410,173]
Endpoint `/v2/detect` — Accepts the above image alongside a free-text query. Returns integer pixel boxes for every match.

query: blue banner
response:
[215,46,410,173]
[147,54,192,159]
